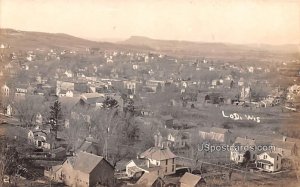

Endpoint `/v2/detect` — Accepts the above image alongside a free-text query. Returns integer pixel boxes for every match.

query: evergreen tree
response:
[49,100,62,138]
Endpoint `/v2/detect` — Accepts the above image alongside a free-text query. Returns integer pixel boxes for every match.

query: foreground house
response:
[134,172,164,187]
[126,147,177,178]
[256,152,282,172]
[179,172,206,187]
[46,151,114,187]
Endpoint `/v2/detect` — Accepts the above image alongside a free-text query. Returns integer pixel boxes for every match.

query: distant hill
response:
[0,29,151,51]
[0,29,298,59]
[122,36,300,57]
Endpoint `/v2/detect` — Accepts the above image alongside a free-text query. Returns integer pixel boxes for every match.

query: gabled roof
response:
[76,141,97,154]
[136,172,162,187]
[140,147,176,161]
[179,172,203,186]
[267,152,281,159]
[80,93,105,105]
[73,151,107,174]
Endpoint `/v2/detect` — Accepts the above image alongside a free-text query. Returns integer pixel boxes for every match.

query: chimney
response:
[283,136,287,142]
[158,134,163,148]
[154,134,158,147]
[245,136,247,140]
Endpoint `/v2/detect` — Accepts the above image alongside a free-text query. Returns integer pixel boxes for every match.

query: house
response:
[15,85,28,96]
[27,129,62,150]
[126,146,177,178]
[59,90,74,97]
[79,93,106,108]
[204,93,224,104]
[75,137,99,156]
[124,80,138,95]
[162,115,174,129]
[1,84,10,96]
[211,79,221,87]
[64,70,73,78]
[256,152,282,172]
[35,113,43,125]
[230,137,256,164]
[179,172,206,187]
[139,146,177,176]
[134,172,164,187]
[145,80,165,93]
[166,130,189,148]
[44,165,63,182]
[126,159,150,178]
[56,81,75,96]
[52,151,115,187]
[238,78,245,87]
[240,86,251,101]
[199,127,234,144]
[272,136,298,157]
[5,104,13,116]
[50,147,66,159]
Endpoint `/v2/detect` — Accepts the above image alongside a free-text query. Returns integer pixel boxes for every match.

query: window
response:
[172,165,175,172]
[172,158,175,164]
[165,167,167,173]
[166,159,168,165]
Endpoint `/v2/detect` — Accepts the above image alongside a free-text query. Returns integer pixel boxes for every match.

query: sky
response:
[1,0,300,45]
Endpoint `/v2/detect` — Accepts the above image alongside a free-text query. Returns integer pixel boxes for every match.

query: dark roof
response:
[136,172,161,187]
[76,141,97,154]
[73,151,105,174]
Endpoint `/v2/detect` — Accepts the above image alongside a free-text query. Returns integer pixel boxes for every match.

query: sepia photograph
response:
[0,0,300,186]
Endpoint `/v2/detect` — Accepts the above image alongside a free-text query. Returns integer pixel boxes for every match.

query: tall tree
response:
[49,100,63,138]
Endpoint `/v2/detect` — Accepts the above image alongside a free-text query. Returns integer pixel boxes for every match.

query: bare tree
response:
[89,108,138,167]
[12,95,46,127]
[0,139,19,186]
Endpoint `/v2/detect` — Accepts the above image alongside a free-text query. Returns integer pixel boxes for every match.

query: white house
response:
[1,84,10,96]
[64,70,73,78]
[126,147,177,178]
[256,152,282,172]
[5,105,13,116]
[167,130,188,149]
